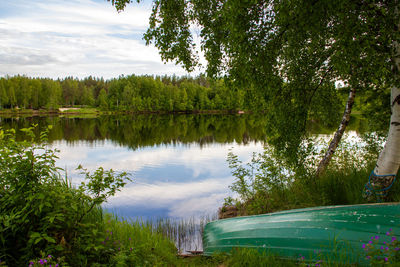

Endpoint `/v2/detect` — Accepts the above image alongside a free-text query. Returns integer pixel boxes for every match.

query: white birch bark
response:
[370,17,400,193]
[373,86,400,177]
[315,87,356,177]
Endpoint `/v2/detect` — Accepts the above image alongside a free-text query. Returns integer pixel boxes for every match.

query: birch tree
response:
[111,0,400,195]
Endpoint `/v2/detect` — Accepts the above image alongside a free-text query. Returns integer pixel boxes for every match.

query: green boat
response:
[203,203,400,264]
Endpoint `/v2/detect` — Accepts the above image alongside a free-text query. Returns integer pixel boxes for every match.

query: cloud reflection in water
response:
[52,140,264,219]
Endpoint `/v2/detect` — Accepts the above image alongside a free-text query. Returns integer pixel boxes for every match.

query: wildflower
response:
[48,255,52,259]
[130,247,133,251]
[369,240,373,244]
[375,235,380,240]
[362,243,366,249]
[129,237,131,241]
[380,246,384,250]
[366,256,371,260]
[44,259,47,263]
[392,237,397,242]
[384,257,388,262]
[39,259,44,265]
[385,247,389,251]
[56,264,59,267]
[395,247,400,251]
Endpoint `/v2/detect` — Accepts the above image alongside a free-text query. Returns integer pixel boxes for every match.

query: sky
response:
[0,0,195,79]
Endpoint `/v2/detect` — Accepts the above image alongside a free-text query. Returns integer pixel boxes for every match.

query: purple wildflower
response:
[362,243,366,249]
[129,237,131,240]
[396,247,400,251]
[366,256,371,260]
[56,264,59,267]
[380,246,384,250]
[386,247,389,251]
[387,231,391,236]
[392,237,397,242]
[375,235,380,240]
[39,259,44,265]
[48,255,52,259]
[385,257,388,262]
[369,240,373,244]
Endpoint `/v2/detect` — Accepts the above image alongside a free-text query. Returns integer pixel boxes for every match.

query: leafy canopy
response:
[111,0,398,160]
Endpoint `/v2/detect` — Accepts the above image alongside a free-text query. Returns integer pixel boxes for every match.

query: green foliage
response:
[0,126,130,266]
[110,0,398,170]
[99,214,179,267]
[0,75,262,113]
[226,134,400,216]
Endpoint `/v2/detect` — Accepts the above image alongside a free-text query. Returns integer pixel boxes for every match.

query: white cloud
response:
[0,0,193,78]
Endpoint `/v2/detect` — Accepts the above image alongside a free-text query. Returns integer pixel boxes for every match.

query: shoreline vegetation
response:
[1,124,400,266]
[0,76,397,265]
[0,107,250,116]
[0,75,264,115]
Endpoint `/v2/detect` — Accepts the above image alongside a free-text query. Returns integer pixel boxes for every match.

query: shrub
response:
[0,126,130,266]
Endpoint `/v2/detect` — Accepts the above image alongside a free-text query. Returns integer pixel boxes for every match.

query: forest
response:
[0,75,267,112]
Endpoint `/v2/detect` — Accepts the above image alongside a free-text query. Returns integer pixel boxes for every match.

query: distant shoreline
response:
[0,107,251,116]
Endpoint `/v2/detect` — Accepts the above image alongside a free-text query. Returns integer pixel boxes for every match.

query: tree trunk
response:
[366,15,400,199]
[315,87,356,177]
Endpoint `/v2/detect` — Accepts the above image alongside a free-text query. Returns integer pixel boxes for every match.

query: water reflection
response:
[0,114,268,219]
[52,140,264,219]
[1,114,269,149]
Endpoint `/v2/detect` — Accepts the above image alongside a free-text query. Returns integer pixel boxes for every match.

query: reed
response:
[138,213,218,253]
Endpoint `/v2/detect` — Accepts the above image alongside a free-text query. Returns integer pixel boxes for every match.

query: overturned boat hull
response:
[203,203,400,264]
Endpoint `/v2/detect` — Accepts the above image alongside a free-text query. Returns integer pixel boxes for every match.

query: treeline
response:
[0,75,266,112]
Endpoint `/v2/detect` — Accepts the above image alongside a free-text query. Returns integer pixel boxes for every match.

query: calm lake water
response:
[0,114,269,220]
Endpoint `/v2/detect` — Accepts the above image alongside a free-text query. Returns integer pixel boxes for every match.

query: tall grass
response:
[142,214,218,253]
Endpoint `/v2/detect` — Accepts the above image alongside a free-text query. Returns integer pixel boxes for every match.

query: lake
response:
[0,114,270,220]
